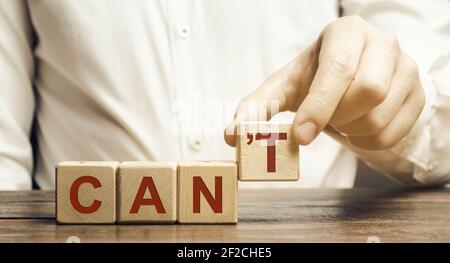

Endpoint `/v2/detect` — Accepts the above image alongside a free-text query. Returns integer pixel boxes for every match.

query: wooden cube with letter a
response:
[56,161,118,224]
[117,161,177,223]
[237,121,299,181]
[178,161,237,224]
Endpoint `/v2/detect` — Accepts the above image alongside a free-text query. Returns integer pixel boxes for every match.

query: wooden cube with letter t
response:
[177,161,238,224]
[56,161,118,224]
[237,121,299,181]
[117,161,177,223]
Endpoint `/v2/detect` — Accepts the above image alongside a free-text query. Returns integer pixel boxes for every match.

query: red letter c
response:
[70,176,102,214]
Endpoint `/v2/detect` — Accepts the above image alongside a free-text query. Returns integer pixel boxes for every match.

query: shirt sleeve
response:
[0,0,35,190]
[340,0,450,185]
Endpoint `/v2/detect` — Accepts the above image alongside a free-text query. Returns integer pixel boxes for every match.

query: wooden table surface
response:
[1,188,449,242]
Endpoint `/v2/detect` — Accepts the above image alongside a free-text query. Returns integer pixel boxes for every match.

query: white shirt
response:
[0,0,449,190]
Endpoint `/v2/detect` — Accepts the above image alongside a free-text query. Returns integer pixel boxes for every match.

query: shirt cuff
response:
[387,66,436,185]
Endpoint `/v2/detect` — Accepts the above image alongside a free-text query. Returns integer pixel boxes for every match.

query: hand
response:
[224,16,425,151]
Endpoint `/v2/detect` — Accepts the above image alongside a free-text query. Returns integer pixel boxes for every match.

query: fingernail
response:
[295,122,317,144]
[224,123,234,137]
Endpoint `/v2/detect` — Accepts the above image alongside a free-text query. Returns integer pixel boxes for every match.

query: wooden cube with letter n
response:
[117,161,177,223]
[56,161,118,224]
[177,161,238,224]
[237,121,299,181]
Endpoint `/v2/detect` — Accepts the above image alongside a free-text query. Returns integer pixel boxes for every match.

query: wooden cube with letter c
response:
[177,161,238,224]
[237,121,299,181]
[117,161,177,223]
[56,161,118,224]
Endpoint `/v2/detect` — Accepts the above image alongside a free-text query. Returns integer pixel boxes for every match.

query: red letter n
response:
[193,176,222,213]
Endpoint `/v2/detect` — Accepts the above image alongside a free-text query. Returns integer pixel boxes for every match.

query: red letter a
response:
[130,177,166,214]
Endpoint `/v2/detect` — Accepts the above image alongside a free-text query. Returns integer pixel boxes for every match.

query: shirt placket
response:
[167,0,204,160]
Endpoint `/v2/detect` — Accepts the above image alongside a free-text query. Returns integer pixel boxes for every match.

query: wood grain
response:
[56,161,118,224]
[177,161,238,224]
[237,122,299,181]
[117,161,177,223]
[1,188,450,242]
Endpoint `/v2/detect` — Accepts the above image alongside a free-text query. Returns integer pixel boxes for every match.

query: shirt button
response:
[188,135,203,152]
[177,26,190,39]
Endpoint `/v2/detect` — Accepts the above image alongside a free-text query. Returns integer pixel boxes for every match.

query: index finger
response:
[292,20,366,145]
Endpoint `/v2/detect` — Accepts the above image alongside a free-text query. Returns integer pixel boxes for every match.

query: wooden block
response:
[56,161,118,224]
[178,161,237,224]
[237,121,299,181]
[117,161,177,223]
